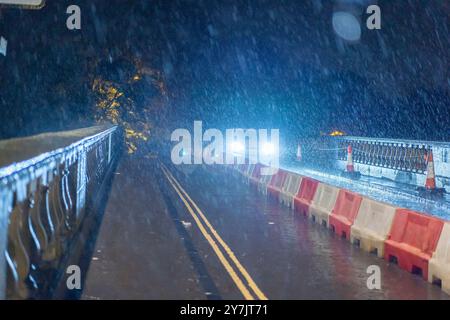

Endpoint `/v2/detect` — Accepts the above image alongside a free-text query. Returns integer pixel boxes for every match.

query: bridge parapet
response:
[296,136,450,191]
[0,124,122,299]
[334,137,450,190]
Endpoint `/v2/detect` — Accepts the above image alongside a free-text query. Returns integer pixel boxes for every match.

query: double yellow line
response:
[161,164,268,300]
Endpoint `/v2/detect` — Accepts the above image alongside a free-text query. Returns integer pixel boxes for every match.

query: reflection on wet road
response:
[82,157,449,300]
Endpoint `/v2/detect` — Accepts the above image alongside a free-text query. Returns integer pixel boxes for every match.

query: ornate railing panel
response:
[0,124,121,299]
[334,137,450,174]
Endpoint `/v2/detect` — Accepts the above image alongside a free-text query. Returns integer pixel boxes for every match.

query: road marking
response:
[165,168,268,300]
[161,164,268,300]
[161,166,255,300]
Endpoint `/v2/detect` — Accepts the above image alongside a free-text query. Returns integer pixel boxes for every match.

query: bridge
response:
[0,124,449,300]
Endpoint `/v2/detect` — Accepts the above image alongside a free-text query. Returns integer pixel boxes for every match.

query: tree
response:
[91,53,167,153]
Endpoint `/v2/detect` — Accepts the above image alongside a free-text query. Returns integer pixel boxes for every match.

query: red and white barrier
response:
[384,209,444,280]
[258,173,273,195]
[228,163,450,295]
[249,164,264,186]
[245,164,256,178]
[267,170,288,201]
[329,190,363,241]
[279,173,302,208]
[293,177,319,217]
[350,199,397,258]
[309,183,340,227]
[429,223,450,295]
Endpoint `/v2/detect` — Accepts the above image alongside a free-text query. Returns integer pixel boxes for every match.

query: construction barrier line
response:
[229,162,450,295]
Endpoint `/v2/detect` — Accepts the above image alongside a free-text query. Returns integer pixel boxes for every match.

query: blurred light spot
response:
[330,130,345,136]
[230,141,244,154]
[332,11,361,41]
[261,142,275,155]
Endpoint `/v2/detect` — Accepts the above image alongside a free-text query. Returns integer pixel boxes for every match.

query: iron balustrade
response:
[0,124,122,299]
[336,139,429,173]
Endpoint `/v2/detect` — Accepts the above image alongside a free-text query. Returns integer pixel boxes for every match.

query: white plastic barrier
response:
[245,164,256,177]
[248,165,263,185]
[230,164,241,178]
[244,164,256,184]
[350,198,397,258]
[279,173,302,209]
[258,174,273,195]
[309,183,339,227]
[428,223,450,295]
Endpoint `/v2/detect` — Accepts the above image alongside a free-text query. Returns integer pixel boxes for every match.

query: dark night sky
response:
[0,0,449,141]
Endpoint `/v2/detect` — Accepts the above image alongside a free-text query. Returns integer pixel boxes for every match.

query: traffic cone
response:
[296,144,302,161]
[346,145,354,172]
[418,150,445,196]
[425,151,436,189]
[342,145,360,179]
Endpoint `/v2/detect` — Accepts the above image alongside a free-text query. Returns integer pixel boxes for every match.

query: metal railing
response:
[0,124,122,299]
[336,138,430,173]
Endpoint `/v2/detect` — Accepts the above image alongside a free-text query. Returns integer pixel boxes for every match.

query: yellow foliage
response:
[330,130,345,136]
[91,56,166,154]
[126,141,138,154]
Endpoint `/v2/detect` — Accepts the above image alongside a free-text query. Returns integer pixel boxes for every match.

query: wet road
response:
[82,156,449,300]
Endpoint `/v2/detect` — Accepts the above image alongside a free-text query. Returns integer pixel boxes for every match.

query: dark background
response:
[0,0,449,141]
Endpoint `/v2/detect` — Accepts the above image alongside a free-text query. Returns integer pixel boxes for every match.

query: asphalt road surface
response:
[82,156,449,300]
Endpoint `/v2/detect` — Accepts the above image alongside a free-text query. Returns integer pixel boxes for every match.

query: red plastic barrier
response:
[329,190,363,240]
[293,177,319,217]
[267,170,288,200]
[384,209,444,280]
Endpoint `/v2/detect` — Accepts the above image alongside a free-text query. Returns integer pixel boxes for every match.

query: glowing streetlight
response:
[0,0,45,9]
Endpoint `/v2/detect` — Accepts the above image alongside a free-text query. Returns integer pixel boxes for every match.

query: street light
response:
[0,37,6,57]
[0,1,46,58]
[0,0,45,9]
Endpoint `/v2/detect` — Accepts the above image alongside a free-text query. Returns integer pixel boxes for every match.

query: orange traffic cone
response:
[425,151,436,189]
[418,150,445,196]
[342,145,360,179]
[346,145,354,172]
[296,144,302,161]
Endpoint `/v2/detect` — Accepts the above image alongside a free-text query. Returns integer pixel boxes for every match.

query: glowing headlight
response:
[261,143,275,155]
[229,141,244,153]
